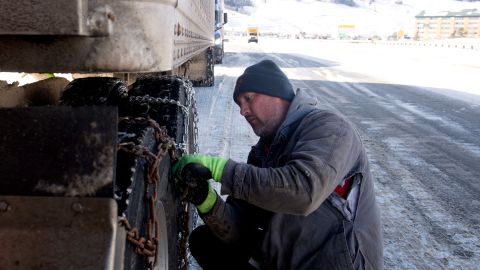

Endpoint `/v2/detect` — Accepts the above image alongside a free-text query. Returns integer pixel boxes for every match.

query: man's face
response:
[236,92,290,139]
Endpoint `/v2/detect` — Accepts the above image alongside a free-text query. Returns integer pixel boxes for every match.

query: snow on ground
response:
[253,37,480,102]
[194,55,258,162]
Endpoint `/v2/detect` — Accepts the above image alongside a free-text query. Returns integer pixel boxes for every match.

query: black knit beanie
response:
[233,60,295,103]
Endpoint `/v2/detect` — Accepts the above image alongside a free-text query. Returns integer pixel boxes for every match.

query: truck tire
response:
[214,46,224,65]
[190,47,214,87]
[61,75,198,270]
[60,77,129,107]
[117,122,185,270]
[205,47,215,87]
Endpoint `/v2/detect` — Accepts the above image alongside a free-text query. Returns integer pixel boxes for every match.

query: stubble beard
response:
[252,118,281,139]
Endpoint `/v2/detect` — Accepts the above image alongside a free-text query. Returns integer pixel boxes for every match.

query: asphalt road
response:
[194,38,480,269]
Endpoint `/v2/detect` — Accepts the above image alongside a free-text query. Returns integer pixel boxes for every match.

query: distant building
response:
[415,9,480,40]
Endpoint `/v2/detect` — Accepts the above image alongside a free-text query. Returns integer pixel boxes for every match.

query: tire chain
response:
[118,117,176,269]
[126,75,199,154]
[118,77,199,270]
[60,75,199,270]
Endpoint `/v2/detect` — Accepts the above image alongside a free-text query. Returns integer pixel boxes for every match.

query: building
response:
[415,9,480,40]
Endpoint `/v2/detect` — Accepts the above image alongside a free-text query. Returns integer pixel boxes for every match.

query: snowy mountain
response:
[224,0,480,37]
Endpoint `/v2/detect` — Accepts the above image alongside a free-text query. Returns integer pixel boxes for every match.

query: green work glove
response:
[172,154,227,182]
[175,163,218,214]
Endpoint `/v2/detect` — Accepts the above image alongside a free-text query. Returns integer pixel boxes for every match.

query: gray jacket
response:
[202,89,383,270]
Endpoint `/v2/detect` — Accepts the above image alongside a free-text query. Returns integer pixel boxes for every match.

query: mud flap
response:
[0,106,117,197]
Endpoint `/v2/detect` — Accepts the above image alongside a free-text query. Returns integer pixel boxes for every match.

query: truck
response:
[214,0,228,64]
[0,1,216,269]
[247,27,259,43]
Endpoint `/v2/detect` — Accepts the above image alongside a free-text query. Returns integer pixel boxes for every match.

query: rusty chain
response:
[117,76,198,270]
[177,201,191,270]
[118,117,177,269]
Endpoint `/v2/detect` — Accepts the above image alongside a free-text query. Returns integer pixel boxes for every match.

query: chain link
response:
[118,76,199,270]
[125,77,199,154]
[118,119,177,269]
[128,95,188,117]
[178,202,191,270]
[175,78,199,269]
[125,78,199,155]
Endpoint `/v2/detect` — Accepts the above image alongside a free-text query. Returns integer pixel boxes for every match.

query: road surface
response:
[192,38,480,269]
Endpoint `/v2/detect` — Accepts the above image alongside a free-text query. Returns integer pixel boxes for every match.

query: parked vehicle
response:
[214,0,228,64]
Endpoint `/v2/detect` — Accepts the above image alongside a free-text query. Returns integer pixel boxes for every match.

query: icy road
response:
[193,38,480,269]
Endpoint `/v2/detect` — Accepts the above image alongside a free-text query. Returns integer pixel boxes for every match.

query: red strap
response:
[335,176,353,199]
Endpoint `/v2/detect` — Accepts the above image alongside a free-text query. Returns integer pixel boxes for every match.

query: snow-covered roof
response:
[416,8,480,18]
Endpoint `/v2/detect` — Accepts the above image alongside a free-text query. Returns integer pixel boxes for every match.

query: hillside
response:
[224,0,480,38]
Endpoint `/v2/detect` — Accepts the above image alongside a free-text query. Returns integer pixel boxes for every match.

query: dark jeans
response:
[189,225,259,270]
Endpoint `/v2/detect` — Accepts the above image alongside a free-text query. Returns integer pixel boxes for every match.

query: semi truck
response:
[214,0,228,64]
[247,27,259,43]
[0,1,216,269]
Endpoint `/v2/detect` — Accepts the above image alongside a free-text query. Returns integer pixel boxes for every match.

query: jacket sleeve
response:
[221,112,363,216]
[200,193,271,244]
[199,147,271,244]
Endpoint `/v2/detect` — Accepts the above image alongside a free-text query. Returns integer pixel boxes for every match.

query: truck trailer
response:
[0,0,216,269]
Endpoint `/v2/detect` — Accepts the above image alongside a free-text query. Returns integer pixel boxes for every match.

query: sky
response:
[225,0,480,37]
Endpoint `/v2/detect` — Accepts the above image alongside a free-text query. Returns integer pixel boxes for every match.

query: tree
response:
[332,0,357,7]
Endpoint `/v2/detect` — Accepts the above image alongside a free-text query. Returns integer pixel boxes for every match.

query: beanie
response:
[233,60,295,103]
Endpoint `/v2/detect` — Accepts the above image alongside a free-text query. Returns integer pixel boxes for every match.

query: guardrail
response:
[373,40,480,50]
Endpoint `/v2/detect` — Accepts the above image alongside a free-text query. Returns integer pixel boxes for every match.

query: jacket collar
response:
[278,89,318,136]
[253,89,318,156]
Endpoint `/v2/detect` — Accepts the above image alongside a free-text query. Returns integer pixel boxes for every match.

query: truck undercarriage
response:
[0,0,215,269]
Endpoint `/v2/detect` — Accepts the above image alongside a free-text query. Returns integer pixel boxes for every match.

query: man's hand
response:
[175,163,218,214]
[172,154,227,182]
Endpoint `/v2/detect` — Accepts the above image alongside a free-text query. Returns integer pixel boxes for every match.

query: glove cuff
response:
[212,158,228,182]
[196,183,217,214]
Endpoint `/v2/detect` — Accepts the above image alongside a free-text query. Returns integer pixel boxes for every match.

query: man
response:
[173,60,383,270]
